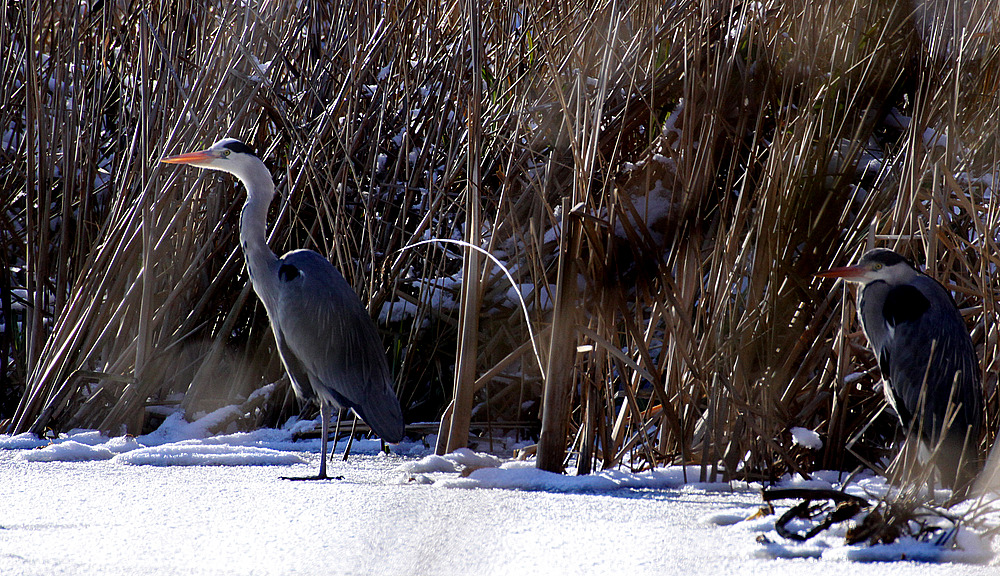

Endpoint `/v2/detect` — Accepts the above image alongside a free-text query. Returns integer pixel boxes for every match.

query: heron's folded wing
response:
[271,250,404,442]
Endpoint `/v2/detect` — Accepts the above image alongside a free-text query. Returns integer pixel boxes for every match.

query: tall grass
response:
[3,0,998,482]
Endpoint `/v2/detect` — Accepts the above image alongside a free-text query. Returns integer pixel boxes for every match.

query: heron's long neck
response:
[236,163,280,303]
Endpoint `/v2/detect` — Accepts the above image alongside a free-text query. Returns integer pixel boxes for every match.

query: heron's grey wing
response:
[861,282,910,422]
[881,278,981,443]
[876,282,925,420]
[877,346,912,426]
[270,250,404,442]
[272,325,317,404]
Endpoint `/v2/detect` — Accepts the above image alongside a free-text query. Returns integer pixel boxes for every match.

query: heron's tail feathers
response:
[354,380,405,443]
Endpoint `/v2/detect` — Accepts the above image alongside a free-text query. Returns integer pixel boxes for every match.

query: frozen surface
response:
[1,424,998,576]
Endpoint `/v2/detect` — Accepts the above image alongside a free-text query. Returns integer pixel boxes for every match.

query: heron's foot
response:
[280,473,344,481]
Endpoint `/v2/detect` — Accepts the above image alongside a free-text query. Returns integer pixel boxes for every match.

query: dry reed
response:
[2,0,999,485]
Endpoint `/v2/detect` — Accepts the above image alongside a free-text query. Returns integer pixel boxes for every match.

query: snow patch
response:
[21,440,115,462]
[113,442,305,467]
[0,432,50,450]
[790,427,823,450]
[2,405,415,467]
[436,461,701,492]
[396,447,502,474]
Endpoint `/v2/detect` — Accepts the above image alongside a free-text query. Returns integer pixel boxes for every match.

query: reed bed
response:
[3,0,999,484]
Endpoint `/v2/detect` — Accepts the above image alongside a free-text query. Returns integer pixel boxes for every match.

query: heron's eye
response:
[872,263,882,271]
[222,150,231,158]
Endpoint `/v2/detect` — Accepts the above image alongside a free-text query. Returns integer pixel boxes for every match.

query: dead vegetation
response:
[2,0,999,484]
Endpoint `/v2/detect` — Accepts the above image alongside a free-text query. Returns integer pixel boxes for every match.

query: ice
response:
[0,418,997,574]
[701,509,751,526]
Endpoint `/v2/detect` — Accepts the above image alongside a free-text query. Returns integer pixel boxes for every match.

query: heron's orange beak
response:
[815,265,865,279]
[161,149,214,165]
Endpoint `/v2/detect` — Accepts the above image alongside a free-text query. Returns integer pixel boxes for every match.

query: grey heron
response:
[817,248,983,494]
[162,138,404,479]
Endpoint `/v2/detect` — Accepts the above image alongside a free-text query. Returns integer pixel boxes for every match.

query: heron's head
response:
[161,138,262,178]
[816,248,919,285]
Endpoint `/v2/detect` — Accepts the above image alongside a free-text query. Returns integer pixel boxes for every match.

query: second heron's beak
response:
[161,149,215,167]
[815,265,865,279]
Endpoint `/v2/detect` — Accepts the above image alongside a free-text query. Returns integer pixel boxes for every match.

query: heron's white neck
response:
[233,160,280,301]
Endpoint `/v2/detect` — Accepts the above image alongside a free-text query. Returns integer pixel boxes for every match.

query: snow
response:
[20,440,116,462]
[397,447,503,474]
[425,460,713,492]
[0,432,50,450]
[377,274,463,323]
[614,185,673,244]
[114,442,305,466]
[884,108,911,130]
[790,426,823,450]
[379,297,420,323]
[1,418,997,575]
[504,283,553,311]
[923,127,950,150]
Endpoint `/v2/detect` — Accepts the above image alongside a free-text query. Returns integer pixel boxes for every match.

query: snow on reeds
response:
[2,0,999,485]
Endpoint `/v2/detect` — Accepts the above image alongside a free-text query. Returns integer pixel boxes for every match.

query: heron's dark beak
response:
[815,265,865,279]
[161,149,214,165]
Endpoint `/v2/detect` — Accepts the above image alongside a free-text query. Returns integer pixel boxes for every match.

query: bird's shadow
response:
[280,474,345,481]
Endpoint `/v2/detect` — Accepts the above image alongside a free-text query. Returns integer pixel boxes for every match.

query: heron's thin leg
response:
[281,404,342,480]
[342,413,358,461]
[318,402,330,479]
[333,407,345,459]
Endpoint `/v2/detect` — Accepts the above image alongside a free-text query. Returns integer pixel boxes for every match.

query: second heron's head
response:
[161,138,259,174]
[816,248,919,285]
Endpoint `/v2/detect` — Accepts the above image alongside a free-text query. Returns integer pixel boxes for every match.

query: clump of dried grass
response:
[3,0,999,488]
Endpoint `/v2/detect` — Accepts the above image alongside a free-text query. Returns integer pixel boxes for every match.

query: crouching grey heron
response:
[162,138,404,480]
[817,248,983,495]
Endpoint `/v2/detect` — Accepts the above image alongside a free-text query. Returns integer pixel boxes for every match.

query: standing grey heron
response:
[162,138,404,479]
[817,248,983,494]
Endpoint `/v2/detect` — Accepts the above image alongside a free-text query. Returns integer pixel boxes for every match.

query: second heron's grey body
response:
[819,248,983,492]
[859,271,981,450]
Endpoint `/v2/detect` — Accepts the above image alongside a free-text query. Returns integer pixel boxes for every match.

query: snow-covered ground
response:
[1,420,998,575]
